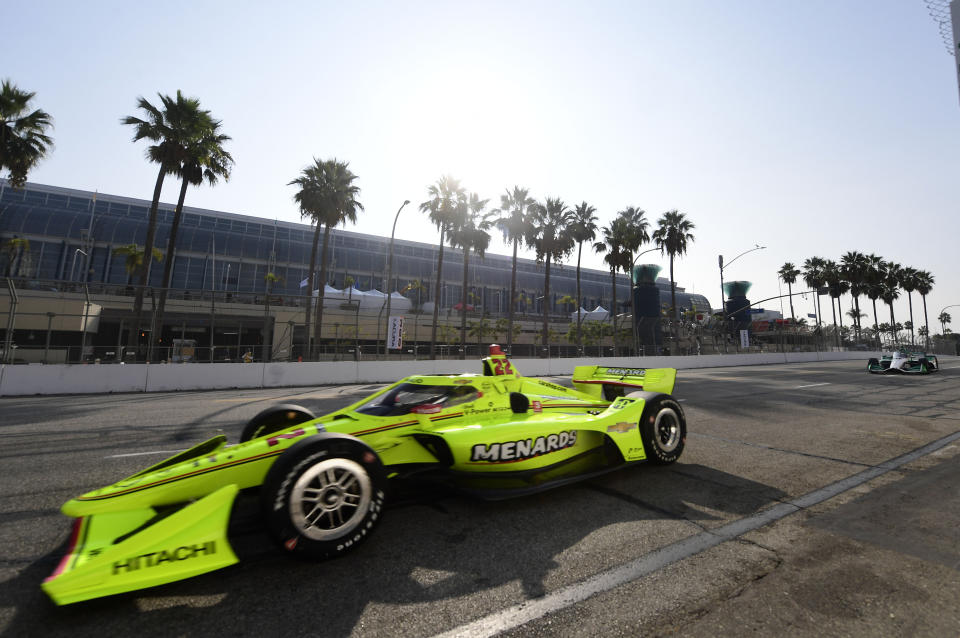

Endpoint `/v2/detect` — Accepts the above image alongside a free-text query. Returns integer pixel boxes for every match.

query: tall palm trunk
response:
[429,227,445,359]
[906,292,915,345]
[541,255,552,357]
[787,281,795,322]
[835,297,844,347]
[155,176,190,354]
[921,294,930,350]
[852,295,862,341]
[304,222,322,358]
[459,248,469,359]
[314,224,333,355]
[575,241,583,354]
[129,166,166,353]
[871,299,880,349]
[668,253,677,322]
[888,303,897,345]
[610,267,618,357]
[507,237,518,354]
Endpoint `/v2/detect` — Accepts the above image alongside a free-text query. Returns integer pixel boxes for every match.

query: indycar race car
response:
[42,345,686,605]
[867,349,939,374]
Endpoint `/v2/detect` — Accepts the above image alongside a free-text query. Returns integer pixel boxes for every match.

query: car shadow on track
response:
[4,463,788,637]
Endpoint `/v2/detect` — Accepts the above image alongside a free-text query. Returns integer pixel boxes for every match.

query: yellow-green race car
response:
[43,345,686,605]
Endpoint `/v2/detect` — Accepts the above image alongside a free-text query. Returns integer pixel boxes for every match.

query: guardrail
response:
[0,350,892,397]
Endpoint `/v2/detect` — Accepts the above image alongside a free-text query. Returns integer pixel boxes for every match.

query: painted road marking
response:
[795,382,830,388]
[431,429,960,638]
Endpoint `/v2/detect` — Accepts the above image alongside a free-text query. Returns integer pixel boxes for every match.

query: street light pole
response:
[718,244,766,313]
[630,246,661,354]
[383,199,410,357]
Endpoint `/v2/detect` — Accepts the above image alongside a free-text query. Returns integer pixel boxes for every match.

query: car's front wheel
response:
[639,396,686,465]
[261,434,387,560]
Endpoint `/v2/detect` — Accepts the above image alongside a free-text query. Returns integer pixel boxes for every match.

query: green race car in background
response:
[867,349,939,374]
[42,345,686,605]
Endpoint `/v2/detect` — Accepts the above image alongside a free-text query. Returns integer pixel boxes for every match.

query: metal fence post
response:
[4,278,18,364]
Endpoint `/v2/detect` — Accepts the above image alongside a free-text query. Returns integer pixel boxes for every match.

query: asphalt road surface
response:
[1,358,958,637]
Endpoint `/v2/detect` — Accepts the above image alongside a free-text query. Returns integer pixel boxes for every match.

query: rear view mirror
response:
[509,392,530,414]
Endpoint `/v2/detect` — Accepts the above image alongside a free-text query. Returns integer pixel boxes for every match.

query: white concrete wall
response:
[0,350,890,397]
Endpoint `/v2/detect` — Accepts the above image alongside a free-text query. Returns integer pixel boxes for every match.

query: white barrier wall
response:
[0,350,894,397]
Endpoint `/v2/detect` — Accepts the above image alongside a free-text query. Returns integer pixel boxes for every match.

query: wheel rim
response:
[654,407,681,453]
[290,458,372,541]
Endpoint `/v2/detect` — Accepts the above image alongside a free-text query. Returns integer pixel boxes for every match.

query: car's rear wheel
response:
[241,404,316,442]
[867,357,879,371]
[261,434,387,560]
[638,396,686,465]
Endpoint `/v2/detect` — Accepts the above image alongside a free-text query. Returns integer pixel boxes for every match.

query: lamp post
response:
[938,304,959,346]
[382,199,410,356]
[70,249,87,282]
[719,245,766,315]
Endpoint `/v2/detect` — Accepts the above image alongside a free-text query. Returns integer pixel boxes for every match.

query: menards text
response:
[112,541,216,574]
[471,431,577,462]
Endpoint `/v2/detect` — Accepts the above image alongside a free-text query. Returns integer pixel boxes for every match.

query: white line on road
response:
[430,430,960,638]
[795,382,830,388]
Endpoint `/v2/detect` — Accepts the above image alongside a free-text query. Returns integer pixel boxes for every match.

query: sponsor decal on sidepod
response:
[470,431,578,463]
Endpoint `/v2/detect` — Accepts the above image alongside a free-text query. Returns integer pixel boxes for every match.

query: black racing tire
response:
[241,404,316,442]
[919,358,930,374]
[867,357,879,371]
[638,395,686,465]
[260,433,387,560]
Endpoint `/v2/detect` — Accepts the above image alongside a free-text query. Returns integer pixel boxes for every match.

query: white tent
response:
[570,307,591,322]
[387,291,412,312]
[572,306,609,322]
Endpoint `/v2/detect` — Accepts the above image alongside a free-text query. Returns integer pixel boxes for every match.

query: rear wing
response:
[572,365,677,399]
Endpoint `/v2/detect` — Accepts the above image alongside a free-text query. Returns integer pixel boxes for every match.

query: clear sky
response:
[4,0,960,331]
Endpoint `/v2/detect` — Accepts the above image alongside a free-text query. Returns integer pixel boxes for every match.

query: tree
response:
[594,217,630,356]
[840,251,869,341]
[652,210,695,323]
[526,198,575,354]
[496,186,535,354]
[880,262,902,346]
[448,192,493,358]
[570,202,598,353]
[823,260,848,348]
[420,176,466,359]
[289,158,363,357]
[155,108,233,348]
[468,316,494,352]
[915,270,935,349]
[617,206,650,352]
[123,91,210,353]
[112,244,163,285]
[778,262,800,324]
[802,257,827,335]
[899,266,920,346]
[1,80,53,188]
[3,237,30,277]
[863,254,885,349]
[937,312,952,335]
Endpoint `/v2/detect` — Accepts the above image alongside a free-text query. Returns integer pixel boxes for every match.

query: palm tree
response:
[112,244,163,285]
[863,254,885,349]
[526,198,575,354]
[915,270,935,349]
[651,210,695,322]
[899,266,921,346]
[840,251,869,342]
[448,192,493,358]
[122,91,209,352]
[802,257,827,335]
[496,186,535,354]
[289,158,363,357]
[1,80,54,188]
[155,110,233,347]
[570,201,598,353]
[822,260,846,348]
[618,206,650,352]
[594,217,630,356]
[938,311,952,335]
[777,262,800,323]
[420,176,466,359]
[3,237,30,277]
[881,262,902,346]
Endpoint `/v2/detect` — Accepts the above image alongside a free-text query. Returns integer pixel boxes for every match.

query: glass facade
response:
[0,180,712,315]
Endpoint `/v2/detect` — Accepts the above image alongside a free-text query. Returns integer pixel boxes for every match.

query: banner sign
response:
[739,329,750,349]
[387,316,404,350]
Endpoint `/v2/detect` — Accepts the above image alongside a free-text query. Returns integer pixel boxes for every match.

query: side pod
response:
[42,484,240,606]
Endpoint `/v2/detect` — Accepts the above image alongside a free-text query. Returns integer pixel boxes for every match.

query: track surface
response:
[1,359,958,637]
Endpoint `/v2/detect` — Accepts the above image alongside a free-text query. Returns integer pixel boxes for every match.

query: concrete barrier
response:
[0,350,893,397]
